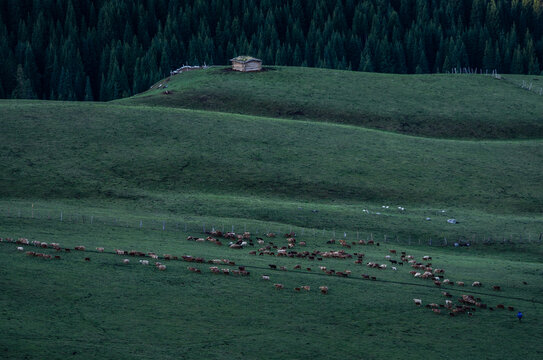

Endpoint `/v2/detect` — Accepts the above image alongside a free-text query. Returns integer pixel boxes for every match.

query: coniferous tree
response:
[84,76,94,101]
[1,0,543,100]
[12,64,36,99]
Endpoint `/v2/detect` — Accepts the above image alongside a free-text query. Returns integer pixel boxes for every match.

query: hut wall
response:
[232,62,244,71]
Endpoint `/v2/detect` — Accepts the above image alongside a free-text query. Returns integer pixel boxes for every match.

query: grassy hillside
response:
[120,67,543,140]
[1,218,542,360]
[0,100,542,240]
[1,66,543,359]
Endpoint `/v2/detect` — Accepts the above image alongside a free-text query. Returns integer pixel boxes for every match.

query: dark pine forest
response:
[2,0,543,101]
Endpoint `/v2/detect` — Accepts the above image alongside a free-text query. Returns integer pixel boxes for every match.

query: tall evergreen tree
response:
[12,64,36,99]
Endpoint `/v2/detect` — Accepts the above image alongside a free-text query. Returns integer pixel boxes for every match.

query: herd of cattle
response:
[0,231,520,314]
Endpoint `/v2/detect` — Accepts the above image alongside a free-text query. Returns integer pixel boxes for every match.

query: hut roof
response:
[230,56,262,63]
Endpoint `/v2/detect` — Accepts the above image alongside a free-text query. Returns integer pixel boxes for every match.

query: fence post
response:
[60,211,63,222]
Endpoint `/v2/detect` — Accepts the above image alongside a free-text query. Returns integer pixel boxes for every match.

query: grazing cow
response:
[492,285,501,291]
[17,246,24,251]
[422,256,432,261]
[262,275,270,280]
[445,300,453,308]
[54,255,61,260]
[96,247,104,252]
[84,257,90,262]
[123,259,130,264]
[456,281,465,286]
[472,281,482,287]
[392,267,397,271]
[432,309,441,314]
[75,246,86,251]
[158,264,166,271]
[497,304,505,309]
[274,283,284,289]
[268,264,277,269]
[507,306,514,311]
[115,249,124,255]
[389,249,397,254]
[442,291,452,298]
[294,287,301,291]
[361,274,370,279]
[434,280,442,287]
[319,286,329,294]
[302,286,311,291]
[140,260,149,265]
[370,276,377,281]
[413,299,422,306]
[294,264,301,269]
[306,267,312,271]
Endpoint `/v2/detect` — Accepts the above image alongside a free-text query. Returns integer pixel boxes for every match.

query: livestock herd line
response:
[1,230,522,317]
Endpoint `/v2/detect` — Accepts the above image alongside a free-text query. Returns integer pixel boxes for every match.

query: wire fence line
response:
[0,204,541,247]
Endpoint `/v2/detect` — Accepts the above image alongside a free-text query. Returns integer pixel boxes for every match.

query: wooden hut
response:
[230,56,262,72]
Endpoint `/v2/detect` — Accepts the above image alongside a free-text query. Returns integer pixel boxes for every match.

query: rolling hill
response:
[1,67,542,360]
[120,66,543,139]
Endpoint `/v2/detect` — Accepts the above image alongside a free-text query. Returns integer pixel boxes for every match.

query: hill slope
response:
[120,67,543,139]
[1,100,541,239]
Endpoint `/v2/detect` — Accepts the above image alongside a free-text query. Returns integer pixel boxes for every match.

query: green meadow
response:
[1,67,542,359]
